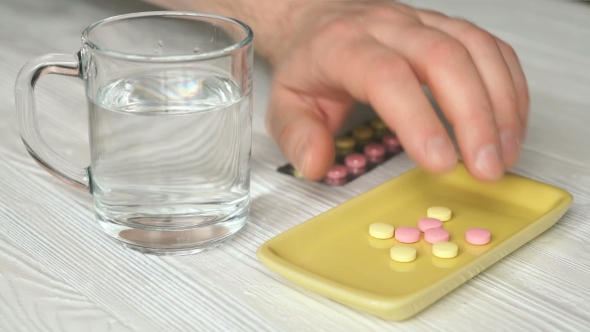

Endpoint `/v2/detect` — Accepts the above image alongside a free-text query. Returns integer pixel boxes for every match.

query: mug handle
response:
[14,52,90,192]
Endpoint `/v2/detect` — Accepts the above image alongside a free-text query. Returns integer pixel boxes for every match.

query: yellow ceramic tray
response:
[257,163,573,321]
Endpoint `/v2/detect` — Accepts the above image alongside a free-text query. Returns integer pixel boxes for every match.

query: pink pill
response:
[364,143,386,164]
[418,218,443,232]
[364,143,385,157]
[465,228,491,245]
[424,228,450,244]
[326,165,347,179]
[324,165,348,185]
[345,153,367,169]
[382,134,401,153]
[345,154,367,176]
[394,226,421,243]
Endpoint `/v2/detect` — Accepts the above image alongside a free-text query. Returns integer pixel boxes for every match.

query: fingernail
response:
[427,136,457,171]
[500,131,520,165]
[475,144,504,179]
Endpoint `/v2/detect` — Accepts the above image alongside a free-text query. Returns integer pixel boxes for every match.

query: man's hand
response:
[266,1,528,182]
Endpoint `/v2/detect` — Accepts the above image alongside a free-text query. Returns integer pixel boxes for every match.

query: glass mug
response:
[15,12,254,255]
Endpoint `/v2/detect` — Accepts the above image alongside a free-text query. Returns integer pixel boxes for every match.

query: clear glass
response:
[14,12,254,255]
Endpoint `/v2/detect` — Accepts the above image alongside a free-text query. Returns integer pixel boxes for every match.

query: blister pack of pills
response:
[277,117,404,185]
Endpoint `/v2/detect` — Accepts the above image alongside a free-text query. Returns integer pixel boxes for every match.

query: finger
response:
[495,38,530,143]
[368,54,459,174]
[266,86,343,181]
[373,22,504,181]
[415,11,522,168]
[271,32,457,176]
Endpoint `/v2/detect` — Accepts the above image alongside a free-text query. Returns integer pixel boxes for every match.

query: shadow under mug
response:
[14,11,254,255]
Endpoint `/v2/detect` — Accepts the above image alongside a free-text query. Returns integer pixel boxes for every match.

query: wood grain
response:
[0,235,133,332]
[1,0,590,330]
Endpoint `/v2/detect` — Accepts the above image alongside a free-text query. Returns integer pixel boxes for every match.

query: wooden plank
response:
[0,235,133,332]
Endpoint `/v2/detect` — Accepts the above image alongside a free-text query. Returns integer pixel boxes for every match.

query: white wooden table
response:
[2,0,590,330]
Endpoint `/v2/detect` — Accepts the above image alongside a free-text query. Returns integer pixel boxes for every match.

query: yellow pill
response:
[353,126,374,141]
[335,136,356,150]
[369,222,394,239]
[390,246,417,263]
[427,206,452,221]
[293,168,303,178]
[369,118,387,131]
[432,241,458,259]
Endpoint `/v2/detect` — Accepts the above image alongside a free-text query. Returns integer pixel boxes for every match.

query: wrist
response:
[142,0,349,65]
[141,0,293,64]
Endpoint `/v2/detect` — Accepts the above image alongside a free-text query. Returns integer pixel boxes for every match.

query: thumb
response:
[266,88,338,181]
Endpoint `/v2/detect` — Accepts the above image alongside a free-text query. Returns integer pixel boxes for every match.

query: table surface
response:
[2,0,590,330]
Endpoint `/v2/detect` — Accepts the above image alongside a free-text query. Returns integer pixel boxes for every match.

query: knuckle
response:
[423,9,449,19]
[447,103,493,127]
[427,38,470,65]
[493,89,519,118]
[497,117,520,134]
[500,42,519,61]
[503,91,519,114]
[463,107,494,125]
[462,27,497,48]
